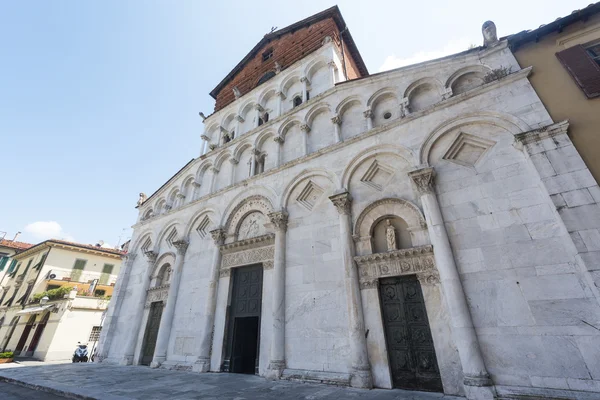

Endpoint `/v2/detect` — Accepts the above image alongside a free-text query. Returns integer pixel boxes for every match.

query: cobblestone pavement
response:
[0,381,67,399]
[0,363,463,400]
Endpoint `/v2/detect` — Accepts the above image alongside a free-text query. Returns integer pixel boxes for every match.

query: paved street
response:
[0,363,463,400]
[0,381,67,399]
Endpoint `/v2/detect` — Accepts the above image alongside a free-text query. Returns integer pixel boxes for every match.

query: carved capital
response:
[268,211,288,231]
[331,115,341,125]
[274,135,285,144]
[329,192,352,215]
[416,272,440,286]
[360,279,379,290]
[229,158,239,165]
[201,134,210,141]
[176,193,186,199]
[263,261,274,270]
[327,60,336,68]
[254,104,265,112]
[409,167,436,195]
[363,109,373,119]
[300,76,310,85]
[210,228,226,245]
[173,240,189,255]
[144,251,158,264]
[192,181,201,188]
[300,124,311,133]
[276,91,286,100]
[219,126,228,134]
[210,166,220,174]
[219,268,231,278]
[208,144,217,151]
[251,147,261,156]
[235,114,245,123]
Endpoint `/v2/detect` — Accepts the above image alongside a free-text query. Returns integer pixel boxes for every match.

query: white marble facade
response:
[98,36,600,400]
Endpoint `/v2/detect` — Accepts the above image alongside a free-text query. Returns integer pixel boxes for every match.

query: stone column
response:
[209,167,219,193]
[150,240,189,368]
[191,181,201,201]
[255,104,264,127]
[97,253,137,361]
[363,109,373,130]
[201,135,209,155]
[193,228,226,372]
[328,61,338,86]
[266,211,288,379]
[331,115,342,143]
[409,167,495,400]
[300,124,310,156]
[301,76,310,102]
[235,115,244,137]
[274,136,284,167]
[276,91,285,117]
[329,192,373,389]
[229,158,238,186]
[121,251,157,365]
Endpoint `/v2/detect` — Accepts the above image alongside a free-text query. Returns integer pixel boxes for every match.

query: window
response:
[258,113,268,126]
[99,263,114,285]
[94,289,106,297]
[89,326,102,342]
[70,259,87,282]
[556,43,600,98]
[293,96,302,107]
[306,91,310,101]
[257,71,276,86]
[262,48,273,62]
[0,255,8,271]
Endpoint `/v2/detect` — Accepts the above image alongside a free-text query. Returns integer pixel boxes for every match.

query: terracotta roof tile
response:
[0,239,34,251]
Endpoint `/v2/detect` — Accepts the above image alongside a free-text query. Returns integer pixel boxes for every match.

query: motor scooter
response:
[72,342,89,363]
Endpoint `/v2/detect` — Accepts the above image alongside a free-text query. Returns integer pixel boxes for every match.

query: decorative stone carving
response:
[363,109,373,119]
[300,124,311,133]
[210,228,226,245]
[172,240,189,256]
[137,193,147,207]
[322,36,332,45]
[221,233,275,253]
[221,246,275,269]
[235,115,245,123]
[408,167,436,195]
[296,180,324,211]
[276,91,286,100]
[200,134,209,141]
[514,120,569,146]
[263,261,274,270]
[209,144,217,151]
[482,20,498,47]
[195,217,211,239]
[192,181,202,188]
[238,211,268,240]
[300,76,310,85]
[274,62,282,74]
[329,192,352,215]
[145,285,169,308]
[331,115,341,125]
[176,193,186,200]
[416,272,441,286]
[443,132,495,169]
[232,86,242,99]
[268,211,288,231]
[229,158,239,165]
[219,268,231,278]
[359,279,379,290]
[354,245,437,289]
[210,166,220,173]
[225,195,274,236]
[198,112,207,121]
[360,160,394,192]
[385,220,397,252]
[144,251,158,264]
[255,104,265,113]
[274,135,285,144]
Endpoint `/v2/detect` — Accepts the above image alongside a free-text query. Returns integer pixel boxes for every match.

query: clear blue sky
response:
[0,0,590,247]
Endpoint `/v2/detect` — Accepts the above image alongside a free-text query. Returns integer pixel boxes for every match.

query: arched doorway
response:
[140,262,171,365]
[27,312,50,356]
[15,314,36,355]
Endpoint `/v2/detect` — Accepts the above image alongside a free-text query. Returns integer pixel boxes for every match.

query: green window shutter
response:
[34,253,48,270]
[101,264,114,274]
[22,259,33,274]
[9,263,21,277]
[0,257,8,271]
[7,259,17,273]
[70,259,87,281]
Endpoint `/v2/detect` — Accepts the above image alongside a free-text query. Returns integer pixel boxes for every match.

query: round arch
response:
[403,76,444,99]
[153,220,185,253]
[281,168,340,208]
[278,118,302,139]
[367,87,399,108]
[304,103,331,126]
[185,207,220,239]
[445,64,492,89]
[335,95,362,115]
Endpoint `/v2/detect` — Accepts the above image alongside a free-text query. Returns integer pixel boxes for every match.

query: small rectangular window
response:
[70,259,87,281]
[586,43,600,66]
[556,44,600,98]
[262,48,273,62]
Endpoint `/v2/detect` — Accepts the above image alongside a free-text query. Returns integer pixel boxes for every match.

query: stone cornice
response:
[514,120,569,146]
[354,245,433,265]
[220,233,275,254]
[133,67,533,229]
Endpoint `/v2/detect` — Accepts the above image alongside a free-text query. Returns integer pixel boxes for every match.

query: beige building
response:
[0,235,33,293]
[0,239,123,361]
[508,3,600,181]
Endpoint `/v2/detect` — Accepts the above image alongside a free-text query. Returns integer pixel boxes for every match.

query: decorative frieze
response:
[514,120,569,146]
[145,285,169,308]
[221,246,275,269]
[354,245,437,288]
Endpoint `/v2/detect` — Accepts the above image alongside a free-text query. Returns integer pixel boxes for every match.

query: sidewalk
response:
[0,363,464,400]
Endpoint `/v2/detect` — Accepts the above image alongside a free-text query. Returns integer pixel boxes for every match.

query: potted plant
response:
[0,351,14,363]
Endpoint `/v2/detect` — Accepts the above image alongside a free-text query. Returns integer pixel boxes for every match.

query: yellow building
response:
[509,3,600,181]
[0,239,123,361]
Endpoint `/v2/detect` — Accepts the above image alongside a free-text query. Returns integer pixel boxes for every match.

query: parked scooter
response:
[72,342,89,363]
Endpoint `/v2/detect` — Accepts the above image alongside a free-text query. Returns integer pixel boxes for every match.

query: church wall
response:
[103,40,600,398]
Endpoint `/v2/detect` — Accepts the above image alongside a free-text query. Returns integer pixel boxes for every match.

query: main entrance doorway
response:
[380,275,443,392]
[223,264,263,374]
[141,301,163,365]
[14,314,36,355]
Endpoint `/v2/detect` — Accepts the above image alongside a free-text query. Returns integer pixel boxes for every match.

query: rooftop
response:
[14,238,126,259]
[0,238,34,251]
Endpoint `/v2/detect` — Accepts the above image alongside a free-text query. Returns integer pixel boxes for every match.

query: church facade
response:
[98,7,600,400]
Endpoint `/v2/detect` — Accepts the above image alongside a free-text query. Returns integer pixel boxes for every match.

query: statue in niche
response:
[137,193,147,207]
[482,21,498,47]
[386,219,397,252]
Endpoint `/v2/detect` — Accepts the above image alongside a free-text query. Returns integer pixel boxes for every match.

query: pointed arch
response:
[419,111,532,165]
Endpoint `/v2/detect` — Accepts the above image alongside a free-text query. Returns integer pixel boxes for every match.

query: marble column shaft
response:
[329,192,373,389]
[193,229,226,372]
[121,251,157,365]
[267,211,288,378]
[409,167,494,398]
[151,240,189,368]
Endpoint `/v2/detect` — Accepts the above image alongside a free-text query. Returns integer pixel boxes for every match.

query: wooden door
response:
[141,301,163,365]
[14,315,36,355]
[380,275,443,392]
